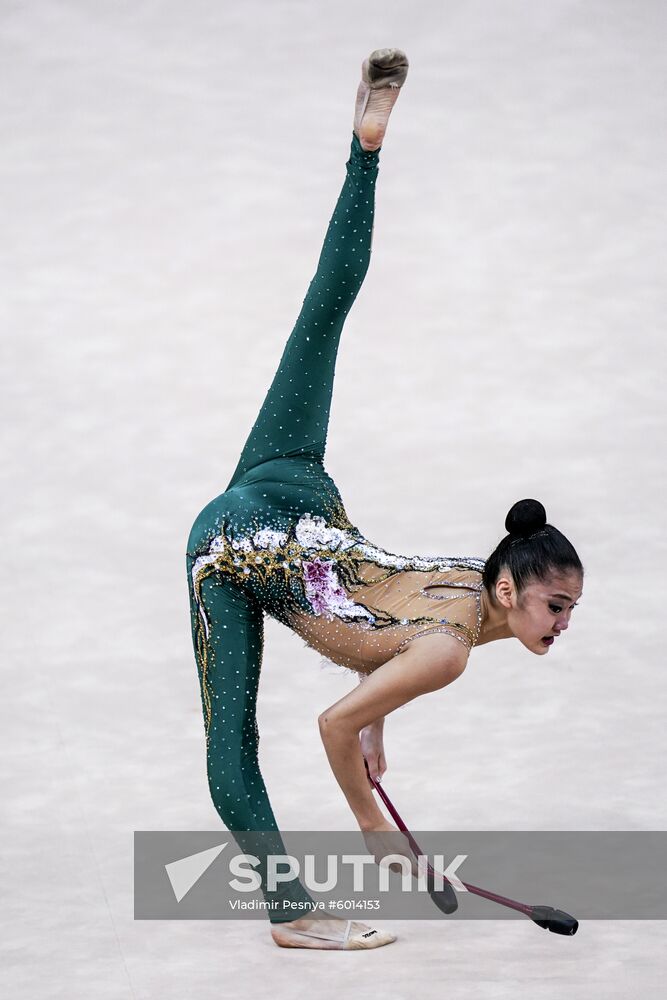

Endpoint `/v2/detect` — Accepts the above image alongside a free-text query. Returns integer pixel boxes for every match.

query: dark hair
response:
[482,499,583,598]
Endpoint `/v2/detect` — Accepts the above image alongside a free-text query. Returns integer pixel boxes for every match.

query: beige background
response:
[2,0,665,996]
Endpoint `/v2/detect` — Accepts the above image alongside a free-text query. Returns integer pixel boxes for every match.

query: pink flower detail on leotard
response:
[302,558,375,623]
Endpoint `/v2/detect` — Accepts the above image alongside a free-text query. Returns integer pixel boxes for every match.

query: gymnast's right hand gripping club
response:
[364,760,578,936]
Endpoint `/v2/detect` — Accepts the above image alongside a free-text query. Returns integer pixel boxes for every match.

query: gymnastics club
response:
[363,759,578,936]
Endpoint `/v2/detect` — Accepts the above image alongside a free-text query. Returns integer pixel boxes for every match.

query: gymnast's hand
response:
[359,718,387,784]
[362,820,423,877]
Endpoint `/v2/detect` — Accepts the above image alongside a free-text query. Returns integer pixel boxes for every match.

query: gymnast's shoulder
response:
[393,631,470,691]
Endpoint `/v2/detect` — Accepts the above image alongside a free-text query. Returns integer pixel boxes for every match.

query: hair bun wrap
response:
[505,499,547,538]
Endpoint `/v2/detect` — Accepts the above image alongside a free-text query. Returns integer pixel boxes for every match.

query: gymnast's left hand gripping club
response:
[363,759,578,935]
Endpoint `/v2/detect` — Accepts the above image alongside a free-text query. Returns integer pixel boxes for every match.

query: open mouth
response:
[541,636,555,647]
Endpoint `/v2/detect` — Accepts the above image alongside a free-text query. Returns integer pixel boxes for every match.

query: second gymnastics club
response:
[363,759,578,935]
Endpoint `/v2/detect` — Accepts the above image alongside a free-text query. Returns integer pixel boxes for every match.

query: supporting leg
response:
[187,559,317,922]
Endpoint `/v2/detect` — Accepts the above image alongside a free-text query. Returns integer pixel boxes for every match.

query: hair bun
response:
[505,498,547,537]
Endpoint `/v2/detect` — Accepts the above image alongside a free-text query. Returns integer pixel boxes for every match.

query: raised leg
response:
[226,133,380,490]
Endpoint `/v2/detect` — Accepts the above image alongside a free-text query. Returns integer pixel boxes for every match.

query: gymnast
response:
[185,49,584,950]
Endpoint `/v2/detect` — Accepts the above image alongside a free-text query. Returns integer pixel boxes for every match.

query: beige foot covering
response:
[279,918,397,950]
[353,48,409,151]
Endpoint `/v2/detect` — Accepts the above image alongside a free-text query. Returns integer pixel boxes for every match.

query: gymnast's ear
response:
[494,573,514,609]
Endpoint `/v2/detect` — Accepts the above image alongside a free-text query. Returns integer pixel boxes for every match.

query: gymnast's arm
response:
[318,637,469,831]
[357,672,387,783]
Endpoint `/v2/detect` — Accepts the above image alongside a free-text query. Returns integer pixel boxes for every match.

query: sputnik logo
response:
[165,842,467,901]
[165,842,228,902]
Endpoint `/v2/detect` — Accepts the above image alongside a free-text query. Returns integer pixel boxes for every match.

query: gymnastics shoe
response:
[271,917,397,950]
[353,48,409,151]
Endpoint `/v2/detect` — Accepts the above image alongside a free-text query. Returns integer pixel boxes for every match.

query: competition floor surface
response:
[3,1,666,996]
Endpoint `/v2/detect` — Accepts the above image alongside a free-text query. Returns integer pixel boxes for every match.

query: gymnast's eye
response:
[548,604,562,613]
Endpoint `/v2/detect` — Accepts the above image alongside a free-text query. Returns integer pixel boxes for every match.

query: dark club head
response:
[427,874,459,915]
[530,905,579,936]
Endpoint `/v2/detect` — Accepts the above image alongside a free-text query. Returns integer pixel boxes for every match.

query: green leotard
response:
[186,133,485,922]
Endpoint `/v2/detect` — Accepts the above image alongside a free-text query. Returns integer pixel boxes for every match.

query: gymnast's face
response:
[497,568,583,655]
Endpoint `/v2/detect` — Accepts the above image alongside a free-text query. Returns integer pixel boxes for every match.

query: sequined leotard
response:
[190,504,484,681]
[185,134,485,922]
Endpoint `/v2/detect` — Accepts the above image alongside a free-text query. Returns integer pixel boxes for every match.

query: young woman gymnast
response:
[186,48,583,950]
